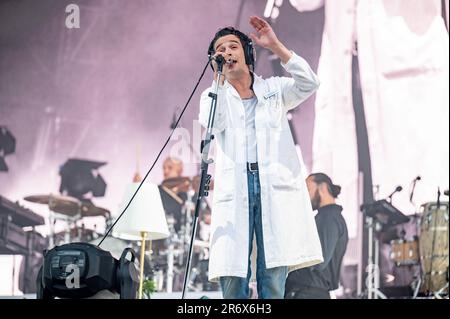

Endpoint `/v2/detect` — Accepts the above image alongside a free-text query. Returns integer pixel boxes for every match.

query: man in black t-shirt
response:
[285,173,349,299]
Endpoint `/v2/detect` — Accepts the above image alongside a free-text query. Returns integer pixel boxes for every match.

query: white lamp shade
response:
[113,182,169,241]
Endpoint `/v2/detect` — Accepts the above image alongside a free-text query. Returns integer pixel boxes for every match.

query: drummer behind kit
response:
[151,175,217,293]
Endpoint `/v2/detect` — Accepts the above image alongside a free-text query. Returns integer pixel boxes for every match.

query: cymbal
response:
[23,194,110,218]
[161,176,214,193]
[80,202,110,217]
[24,194,81,217]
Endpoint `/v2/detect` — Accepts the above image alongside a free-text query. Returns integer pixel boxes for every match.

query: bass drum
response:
[390,239,420,266]
[419,202,449,294]
[54,226,99,246]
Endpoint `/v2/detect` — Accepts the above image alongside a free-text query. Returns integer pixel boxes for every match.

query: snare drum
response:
[54,226,99,245]
[390,239,419,266]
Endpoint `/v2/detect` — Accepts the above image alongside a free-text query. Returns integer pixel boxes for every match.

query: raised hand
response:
[248,15,292,64]
[248,16,280,50]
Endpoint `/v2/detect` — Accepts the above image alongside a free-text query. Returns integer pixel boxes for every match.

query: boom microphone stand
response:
[181,56,224,299]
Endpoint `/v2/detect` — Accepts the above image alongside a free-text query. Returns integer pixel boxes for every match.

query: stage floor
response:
[0,291,223,299]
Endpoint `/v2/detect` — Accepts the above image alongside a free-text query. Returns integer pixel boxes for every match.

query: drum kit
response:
[13,193,121,293]
[19,174,217,294]
[362,194,449,299]
[387,200,449,298]
[23,194,111,247]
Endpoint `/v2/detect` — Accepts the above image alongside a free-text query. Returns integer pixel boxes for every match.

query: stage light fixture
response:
[59,158,107,201]
[0,126,16,172]
[36,242,139,299]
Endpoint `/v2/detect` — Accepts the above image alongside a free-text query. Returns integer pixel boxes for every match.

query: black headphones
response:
[116,247,139,299]
[207,27,256,71]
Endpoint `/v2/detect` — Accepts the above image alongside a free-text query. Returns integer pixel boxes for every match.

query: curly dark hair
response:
[207,27,255,70]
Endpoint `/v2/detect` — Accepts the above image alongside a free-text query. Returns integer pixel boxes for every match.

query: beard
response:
[310,190,321,211]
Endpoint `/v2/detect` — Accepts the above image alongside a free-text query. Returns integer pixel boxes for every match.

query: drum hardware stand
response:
[434,282,448,299]
[428,189,441,285]
[167,241,175,293]
[365,216,387,299]
[164,229,183,293]
[423,190,448,298]
[188,266,202,292]
[154,269,164,292]
[412,276,422,298]
[363,184,386,299]
[411,212,423,299]
[48,209,55,248]
[362,189,409,299]
[182,188,195,251]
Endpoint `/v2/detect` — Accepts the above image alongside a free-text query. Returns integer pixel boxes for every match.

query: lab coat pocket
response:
[264,91,283,128]
[213,167,235,203]
[214,192,234,203]
[269,162,301,192]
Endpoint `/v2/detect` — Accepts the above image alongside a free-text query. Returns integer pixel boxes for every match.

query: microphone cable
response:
[97,58,211,247]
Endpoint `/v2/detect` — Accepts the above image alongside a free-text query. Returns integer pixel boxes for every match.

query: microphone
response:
[209,55,234,66]
[437,187,441,206]
[170,112,177,129]
[210,55,225,68]
[409,175,421,203]
[211,55,224,62]
[387,185,402,203]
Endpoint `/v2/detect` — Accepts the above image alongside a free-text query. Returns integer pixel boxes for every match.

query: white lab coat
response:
[198,53,324,282]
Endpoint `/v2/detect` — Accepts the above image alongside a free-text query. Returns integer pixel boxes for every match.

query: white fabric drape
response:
[291,0,449,238]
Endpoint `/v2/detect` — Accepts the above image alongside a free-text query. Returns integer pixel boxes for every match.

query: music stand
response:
[362,200,409,227]
[361,200,408,299]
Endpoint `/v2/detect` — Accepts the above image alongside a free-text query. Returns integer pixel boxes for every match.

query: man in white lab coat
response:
[198,16,323,299]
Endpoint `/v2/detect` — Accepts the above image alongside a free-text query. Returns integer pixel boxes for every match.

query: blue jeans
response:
[220,170,287,299]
